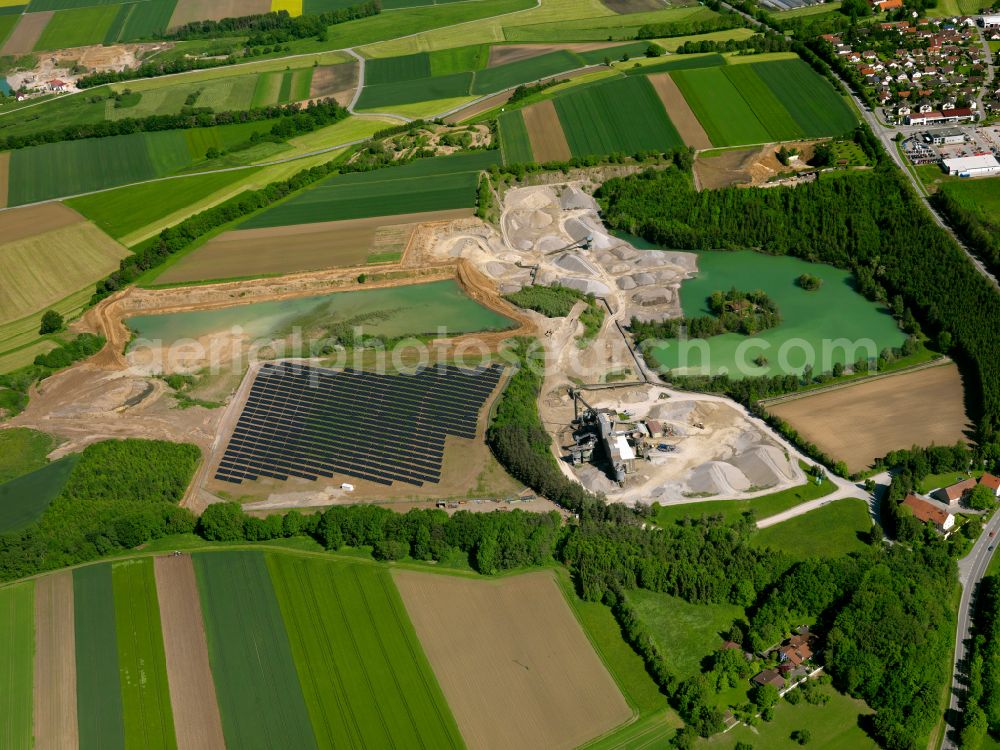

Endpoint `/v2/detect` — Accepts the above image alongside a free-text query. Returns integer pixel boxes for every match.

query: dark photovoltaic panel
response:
[214,362,504,487]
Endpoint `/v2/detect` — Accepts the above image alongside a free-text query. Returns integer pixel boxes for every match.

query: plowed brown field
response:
[168,0,269,29]
[393,570,631,750]
[523,100,571,163]
[308,62,358,106]
[767,362,970,473]
[33,572,77,750]
[0,203,82,245]
[1,12,52,56]
[154,555,225,750]
[156,208,472,284]
[648,73,711,151]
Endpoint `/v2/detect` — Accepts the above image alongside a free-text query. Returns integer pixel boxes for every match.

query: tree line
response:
[960,574,1000,749]
[0,98,347,151]
[168,2,379,43]
[636,14,746,40]
[932,187,1000,281]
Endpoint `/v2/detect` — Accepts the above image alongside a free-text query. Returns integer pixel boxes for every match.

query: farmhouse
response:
[903,493,956,533]
[752,668,786,689]
[935,477,978,504]
[942,154,1000,177]
[982,473,1000,498]
[47,80,69,93]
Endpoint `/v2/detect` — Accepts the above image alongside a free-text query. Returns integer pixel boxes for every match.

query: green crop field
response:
[471,49,583,94]
[502,5,717,42]
[67,169,258,241]
[0,14,18,47]
[27,0,134,9]
[429,44,487,75]
[0,582,33,750]
[357,71,473,109]
[753,59,857,137]
[752,499,873,559]
[104,0,177,43]
[498,110,533,164]
[0,455,78,534]
[74,565,126,750]
[722,64,803,141]
[243,150,498,227]
[112,559,176,750]
[268,555,463,749]
[365,51,433,84]
[8,130,192,205]
[34,4,119,50]
[327,0,534,52]
[195,552,317,750]
[252,72,284,108]
[671,66,771,146]
[554,75,683,157]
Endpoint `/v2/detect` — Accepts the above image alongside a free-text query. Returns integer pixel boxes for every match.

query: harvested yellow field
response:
[0,221,129,325]
[394,570,631,750]
[767,362,971,473]
[271,0,302,15]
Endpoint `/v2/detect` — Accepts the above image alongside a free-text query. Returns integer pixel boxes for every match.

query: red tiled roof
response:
[904,494,950,526]
[981,473,1000,491]
[942,478,977,501]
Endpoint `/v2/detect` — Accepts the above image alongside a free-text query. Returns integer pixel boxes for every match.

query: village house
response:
[904,493,956,534]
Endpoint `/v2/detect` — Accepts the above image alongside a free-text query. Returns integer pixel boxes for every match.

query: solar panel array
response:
[214,362,504,487]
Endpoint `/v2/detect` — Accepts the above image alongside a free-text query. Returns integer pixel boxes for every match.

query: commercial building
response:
[904,108,977,125]
[925,127,965,145]
[941,154,1000,177]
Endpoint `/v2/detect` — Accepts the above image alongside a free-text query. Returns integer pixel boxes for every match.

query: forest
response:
[596,163,1000,452]
[0,440,199,581]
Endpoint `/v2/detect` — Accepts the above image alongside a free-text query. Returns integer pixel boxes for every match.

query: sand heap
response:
[433,183,697,323]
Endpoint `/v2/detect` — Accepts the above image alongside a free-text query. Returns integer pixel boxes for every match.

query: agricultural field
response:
[767,362,970,474]
[112,559,176,750]
[671,59,857,146]
[194,551,318,749]
[66,168,261,242]
[0,207,129,325]
[268,555,464,749]
[0,582,32,750]
[33,572,76,750]
[241,149,498,228]
[33,3,117,50]
[554,75,683,157]
[158,208,471,283]
[167,0,270,29]
[752,499,874,559]
[74,564,125,749]
[0,11,50,56]
[0,455,77,534]
[7,130,192,205]
[394,569,632,750]
[497,109,534,163]
[104,0,179,43]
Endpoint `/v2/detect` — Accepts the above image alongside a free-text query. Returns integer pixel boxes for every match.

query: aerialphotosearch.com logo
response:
[125,324,887,382]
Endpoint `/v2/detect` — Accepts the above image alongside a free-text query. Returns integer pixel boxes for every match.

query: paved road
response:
[943,511,1000,749]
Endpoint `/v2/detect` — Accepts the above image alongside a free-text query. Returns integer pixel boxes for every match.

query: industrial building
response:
[924,127,965,145]
[941,154,1000,177]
